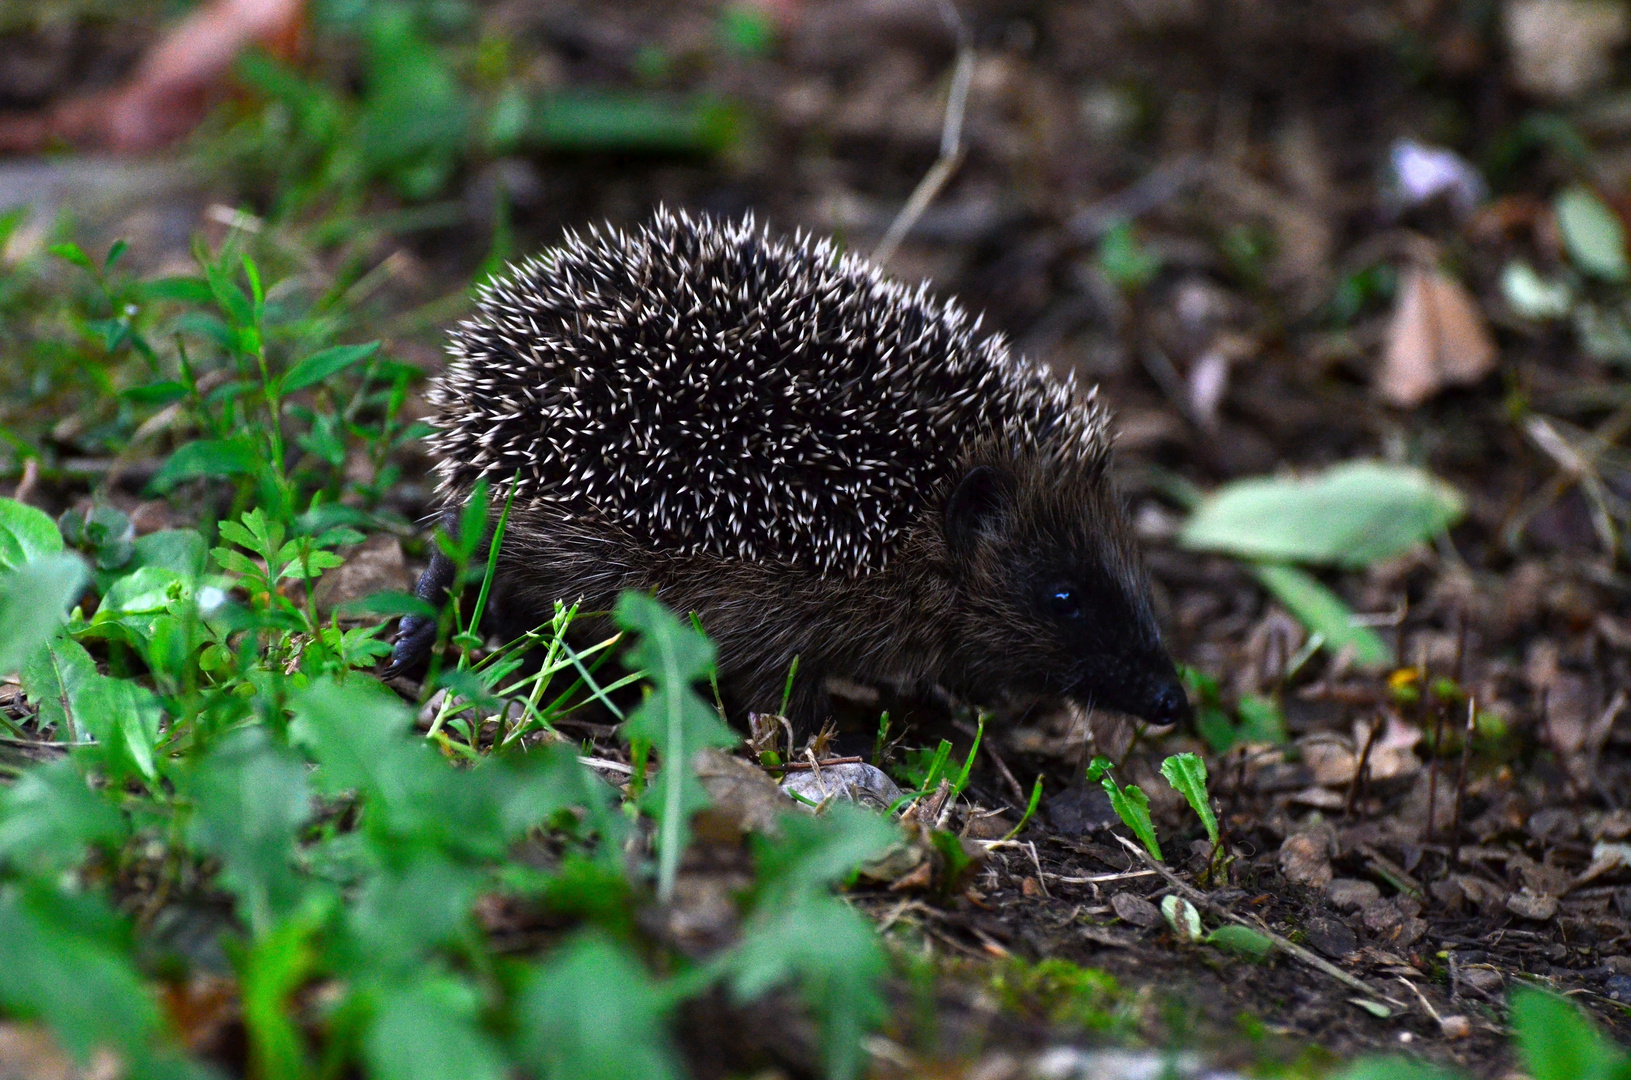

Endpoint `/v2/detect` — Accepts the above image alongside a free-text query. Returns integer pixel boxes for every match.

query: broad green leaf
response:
[1179,461,1464,568]
[0,759,127,875]
[21,636,100,741]
[347,855,480,972]
[1205,924,1274,961]
[0,884,161,1063]
[1160,894,1202,942]
[1101,776,1162,861]
[1160,752,1219,847]
[280,341,380,394]
[752,804,899,906]
[1556,186,1630,283]
[0,553,89,676]
[731,896,887,1080]
[1254,563,1393,668]
[615,591,738,902]
[100,566,189,618]
[148,438,260,493]
[515,931,680,1080]
[1511,985,1629,1080]
[129,529,208,583]
[0,496,64,571]
[366,976,506,1080]
[185,728,313,937]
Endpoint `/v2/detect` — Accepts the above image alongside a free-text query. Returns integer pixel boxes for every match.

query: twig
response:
[981,738,1028,805]
[10,457,38,505]
[871,0,974,267]
[1344,711,1383,818]
[1449,697,1475,869]
[1111,834,1407,1011]
[1041,869,1159,885]
[780,755,864,771]
[578,755,633,775]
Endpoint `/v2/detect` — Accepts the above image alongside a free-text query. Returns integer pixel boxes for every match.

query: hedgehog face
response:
[942,460,1191,728]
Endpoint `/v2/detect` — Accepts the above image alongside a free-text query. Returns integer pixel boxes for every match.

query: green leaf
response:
[0,553,89,676]
[1253,563,1393,669]
[732,895,887,1080]
[21,637,100,741]
[1159,752,1219,847]
[141,275,214,305]
[0,759,127,875]
[1180,461,1464,568]
[48,242,94,271]
[515,931,681,1080]
[1101,775,1162,861]
[148,439,260,493]
[0,497,64,571]
[334,591,436,618]
[1511,985,1630,1080]
[184,727,313,937]
[1096,220,1162,291]
[0,883,161,1064]
[1329,1058,1460,1080]
[347,855,480,973]
[524,91,740,154]
[615,591,739,902]
[238,897,330,1080]
[1555,186,1630,283]
[280,341,381,394]
[1501,259,1573,320]
[1205,924,1274,961]
[752,805,899,905]
[366,976,507,1080]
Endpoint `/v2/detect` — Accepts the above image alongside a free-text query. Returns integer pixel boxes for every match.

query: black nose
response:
[1145,680,1192,728]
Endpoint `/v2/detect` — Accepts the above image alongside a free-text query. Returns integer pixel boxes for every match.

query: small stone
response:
[1279,831,1334,889]
[1362,898,1405,935]
[1461,966,1504,993]
[1110,891,1162,928]
[962,811,1014,840]
[1304,916,1358,958]
[1506,888,1559,921]
[1439,1015,1472,1040]
[780,761,902,812]
[311,534,409,616]
[1527,807,1579,844]
[1326,878,1382,912]
[1606,975,1631,1003]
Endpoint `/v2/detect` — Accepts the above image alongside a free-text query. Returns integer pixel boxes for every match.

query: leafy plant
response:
[1178,462,1465,668]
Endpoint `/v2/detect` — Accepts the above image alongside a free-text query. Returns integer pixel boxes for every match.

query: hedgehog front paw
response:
[384,614,437,677]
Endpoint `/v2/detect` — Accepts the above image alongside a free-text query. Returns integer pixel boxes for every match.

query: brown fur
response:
[485,442,1166,732]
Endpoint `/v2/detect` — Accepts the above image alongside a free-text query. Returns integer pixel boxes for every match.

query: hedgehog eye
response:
[1047,587,1081,619]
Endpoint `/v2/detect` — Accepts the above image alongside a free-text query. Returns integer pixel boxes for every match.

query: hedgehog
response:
[388,209,1191,735]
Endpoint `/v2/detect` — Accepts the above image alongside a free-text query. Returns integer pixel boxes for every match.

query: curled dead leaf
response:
[1380,266,1497,408]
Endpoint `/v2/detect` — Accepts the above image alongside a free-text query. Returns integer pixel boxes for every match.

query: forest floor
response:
[1,1,1630,1078]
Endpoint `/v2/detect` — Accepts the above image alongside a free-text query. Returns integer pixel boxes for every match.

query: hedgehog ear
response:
[945,465,1009,556]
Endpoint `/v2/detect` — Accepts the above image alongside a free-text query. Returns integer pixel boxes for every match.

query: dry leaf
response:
[1380,266,1497,407]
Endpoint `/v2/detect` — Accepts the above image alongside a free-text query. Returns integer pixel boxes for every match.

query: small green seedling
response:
[1087,756,1162,862]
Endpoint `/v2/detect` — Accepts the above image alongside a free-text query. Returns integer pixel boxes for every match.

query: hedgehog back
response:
[428,210,1107,576]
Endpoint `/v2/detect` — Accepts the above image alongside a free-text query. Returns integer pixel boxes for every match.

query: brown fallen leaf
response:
[1379,265,1498,407]
[0,0,305,154]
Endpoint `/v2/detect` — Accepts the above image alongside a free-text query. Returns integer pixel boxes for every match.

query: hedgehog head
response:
[936,446,1190,728]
